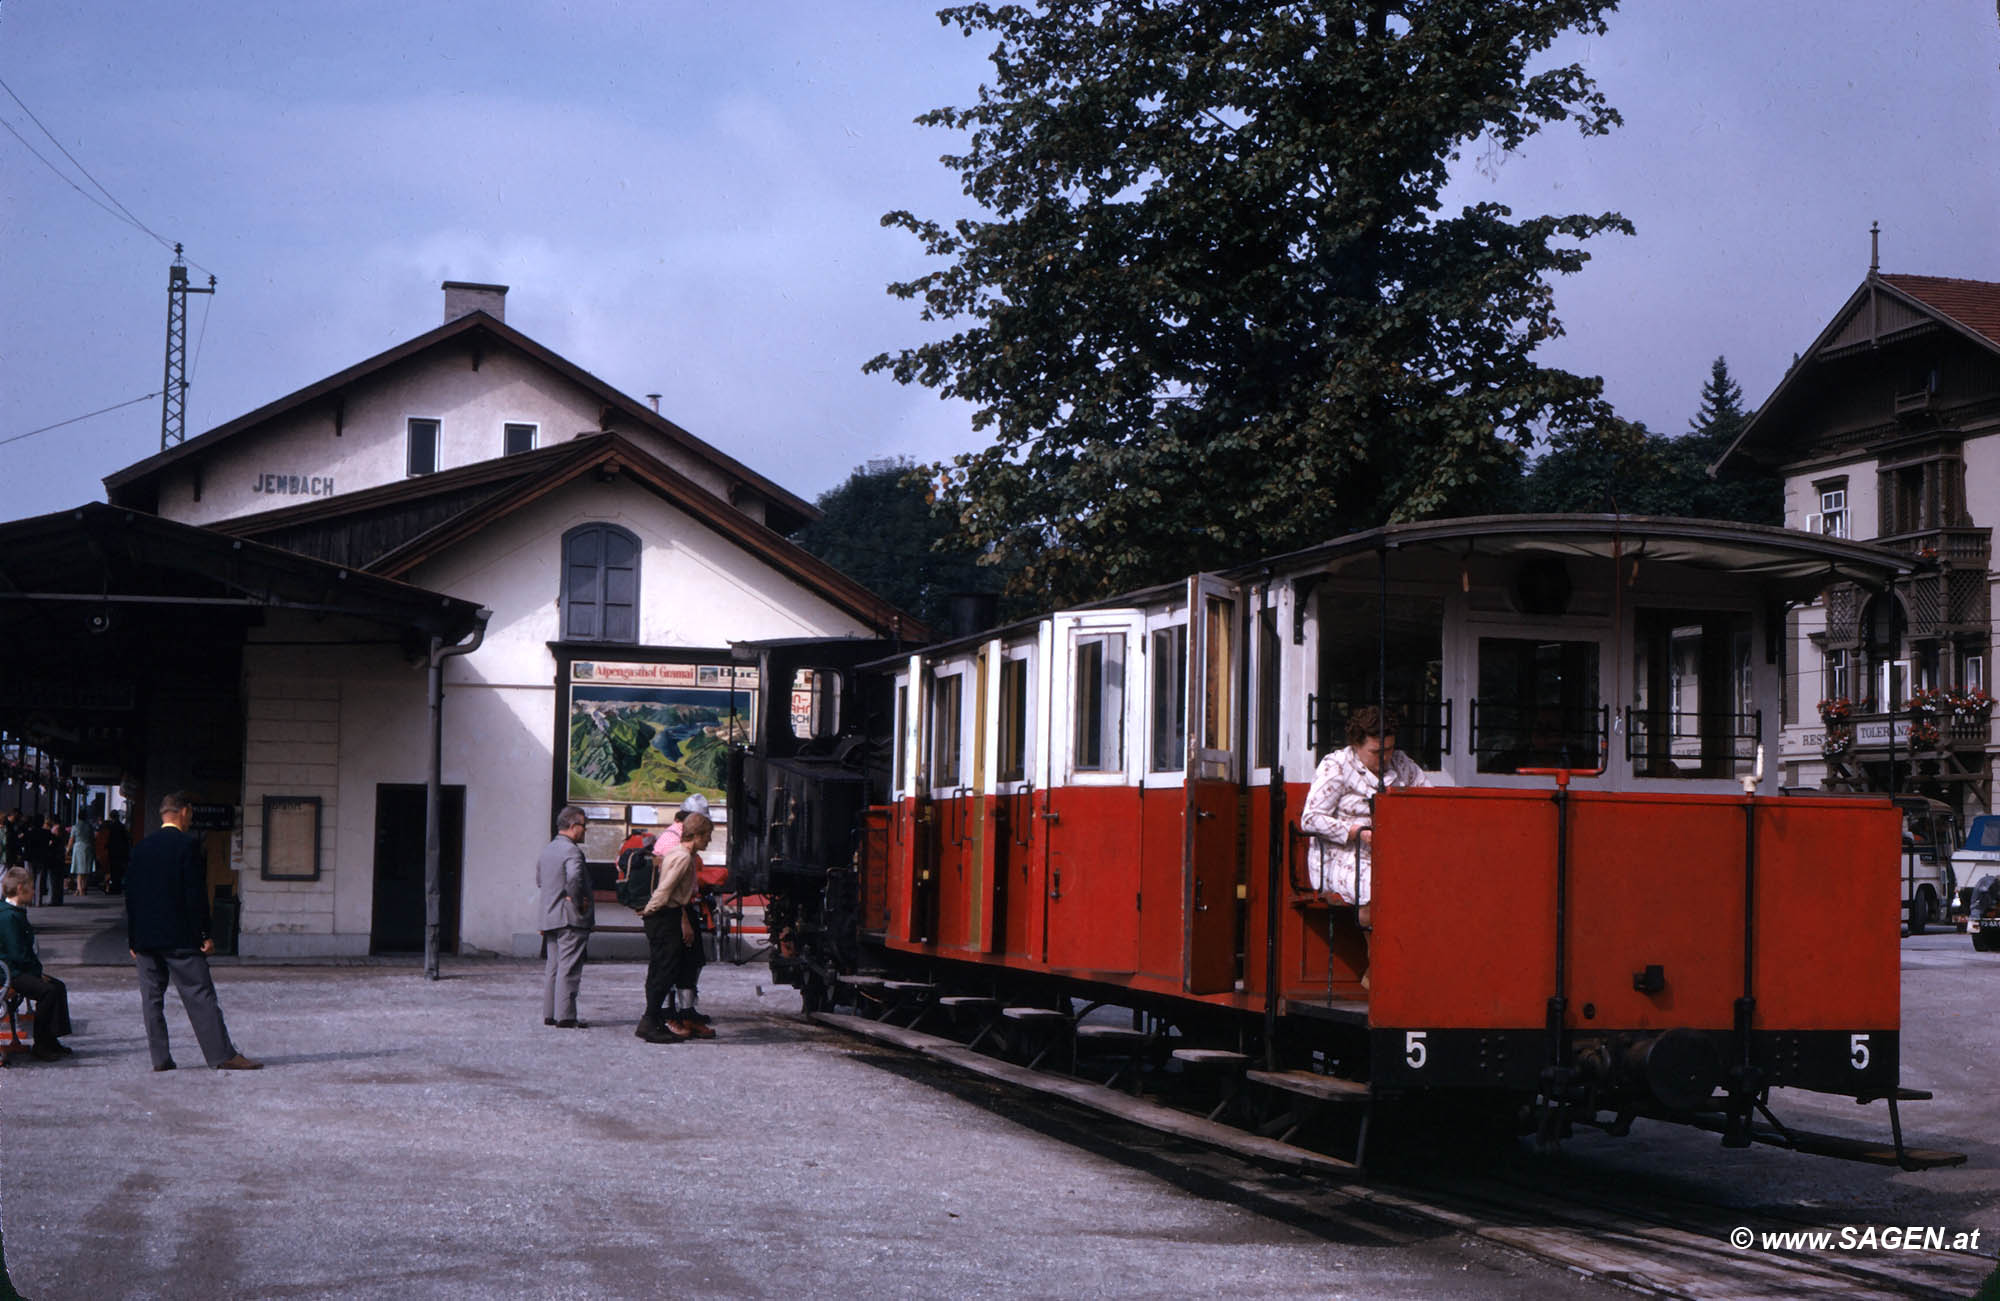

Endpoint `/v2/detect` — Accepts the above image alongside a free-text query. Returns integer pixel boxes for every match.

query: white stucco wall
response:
[154,344,741,526]
[230,475,879,956]
[1785,455,1877,539]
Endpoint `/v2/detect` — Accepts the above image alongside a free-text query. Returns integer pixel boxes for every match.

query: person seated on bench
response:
[0,866,73,1059]
[1300,707,1427,983]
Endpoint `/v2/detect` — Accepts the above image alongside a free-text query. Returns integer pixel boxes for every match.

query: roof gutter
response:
[426,608,491,980]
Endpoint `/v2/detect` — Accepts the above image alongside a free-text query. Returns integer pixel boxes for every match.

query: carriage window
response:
[1150,624,1188,772]
[931,672,964,789]
[1202,595,1235,751]
[893,684,908,794]
[1473,638,1601,773]
[1628,611,1755,778]
[1073,632,1126,773]
[1317,591,1446,768]
[1255,604,1280,769]
[998,655,1030,783]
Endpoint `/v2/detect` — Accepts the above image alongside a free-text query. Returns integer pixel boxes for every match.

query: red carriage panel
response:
[1045,785,1142,973]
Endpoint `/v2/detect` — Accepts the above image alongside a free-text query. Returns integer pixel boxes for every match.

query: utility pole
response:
[160,244,217,450]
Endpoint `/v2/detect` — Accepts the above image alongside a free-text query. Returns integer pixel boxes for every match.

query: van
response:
[1895,795,1957,935]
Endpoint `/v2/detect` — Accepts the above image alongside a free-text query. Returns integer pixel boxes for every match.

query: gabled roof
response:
[211,432,926,641]
[102,310,819,533]
[1716,272,2000,472]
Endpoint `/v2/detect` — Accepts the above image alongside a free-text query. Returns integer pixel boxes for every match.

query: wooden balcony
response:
[1876,526,1991,567]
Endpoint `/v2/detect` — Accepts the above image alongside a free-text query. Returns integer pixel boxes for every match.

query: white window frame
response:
[407,416,441,477]
[989,638,1039,793]
[503,421,539,456]
[929,662,974,796]
[1818,484,1849,538]
[1054,610,1143,786]
[1144,608,1190,786]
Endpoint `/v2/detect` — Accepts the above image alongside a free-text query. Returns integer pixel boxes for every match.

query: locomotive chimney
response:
[948,592,1000,639]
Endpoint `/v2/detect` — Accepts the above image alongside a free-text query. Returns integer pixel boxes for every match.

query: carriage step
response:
[1171,1048,1249,1070]
[1001,1007,1071,1023]
[1855,1086,1933,1103]
[937,996,998,1010]
[1246,1068,1370,1103]
[1074,1025,1154,1048]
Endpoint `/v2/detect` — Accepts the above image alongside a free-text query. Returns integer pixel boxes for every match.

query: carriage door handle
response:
[1194,880,1208,912]
[1049,869,1061,900]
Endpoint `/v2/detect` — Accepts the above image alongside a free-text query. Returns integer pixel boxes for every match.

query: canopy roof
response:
[1234,514,1912,597]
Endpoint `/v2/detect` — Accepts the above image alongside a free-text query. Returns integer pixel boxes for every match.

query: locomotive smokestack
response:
[948,592,999,639]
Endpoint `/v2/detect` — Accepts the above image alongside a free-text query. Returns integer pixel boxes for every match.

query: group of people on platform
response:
[0,808,132,905]
[0,790,259,1071]
[539,794,722,1045]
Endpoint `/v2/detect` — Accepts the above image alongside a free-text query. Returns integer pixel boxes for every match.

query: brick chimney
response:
[442,281,508,323]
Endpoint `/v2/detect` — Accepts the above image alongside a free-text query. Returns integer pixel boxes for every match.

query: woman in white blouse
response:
[1299,705,1429,930]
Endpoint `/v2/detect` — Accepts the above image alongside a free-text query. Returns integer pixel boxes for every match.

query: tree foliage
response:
[869,0,1631,604]
[790,457,1000,632]
[1517,357,1779,522]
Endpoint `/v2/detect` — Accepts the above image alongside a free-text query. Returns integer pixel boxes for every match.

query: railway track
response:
[808,1010,1996,1299]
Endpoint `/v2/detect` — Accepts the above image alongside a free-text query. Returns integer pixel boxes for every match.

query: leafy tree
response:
[1516,357,1779,523]
[791,458,1000,632]
[869,0,1631,604]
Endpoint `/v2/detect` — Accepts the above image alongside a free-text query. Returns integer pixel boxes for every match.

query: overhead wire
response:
[0,73,216,278]
[0,391,164,449]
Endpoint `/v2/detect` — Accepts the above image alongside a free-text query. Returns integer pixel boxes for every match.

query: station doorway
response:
[371,784,464,953]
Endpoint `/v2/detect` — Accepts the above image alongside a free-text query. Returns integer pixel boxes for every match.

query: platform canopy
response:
[0,503,486,770]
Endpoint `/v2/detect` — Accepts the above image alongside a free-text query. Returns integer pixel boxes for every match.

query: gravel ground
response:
[0,895,1614,1300]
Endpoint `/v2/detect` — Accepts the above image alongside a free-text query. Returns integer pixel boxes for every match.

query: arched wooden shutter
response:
[562,524,640,642]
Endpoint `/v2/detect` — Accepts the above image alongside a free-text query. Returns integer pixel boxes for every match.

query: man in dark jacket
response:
[125,792,259,1071]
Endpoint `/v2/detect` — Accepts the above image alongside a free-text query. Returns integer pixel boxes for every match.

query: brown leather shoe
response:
[216,1054,263,1071]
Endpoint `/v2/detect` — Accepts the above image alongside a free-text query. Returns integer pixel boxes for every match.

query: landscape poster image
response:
[566,661,755,807]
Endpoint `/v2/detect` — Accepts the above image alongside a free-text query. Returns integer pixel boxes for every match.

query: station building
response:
[1720,263,2000,815]
[7,283,914,958]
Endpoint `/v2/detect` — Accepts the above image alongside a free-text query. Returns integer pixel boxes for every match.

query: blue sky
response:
[3,2,1996,524]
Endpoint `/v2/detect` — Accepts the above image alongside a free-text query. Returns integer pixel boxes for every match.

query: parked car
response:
[1965,873,2000,952]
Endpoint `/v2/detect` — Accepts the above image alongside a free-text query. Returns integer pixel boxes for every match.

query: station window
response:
[1816,483,1847,538]
[1072,632,1126,773]
[997,655,1031,783]
[561,523,640,642]
[931,672,965,789]
[1150,624,1187,772]
[1965,655,1986,695]
[1472,638,1601,774]
[1825,648,1851,704]
[504,422,538,456]
[407,418,440,476]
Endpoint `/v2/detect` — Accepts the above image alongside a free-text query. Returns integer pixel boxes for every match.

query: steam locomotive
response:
[726,515,1960,1168]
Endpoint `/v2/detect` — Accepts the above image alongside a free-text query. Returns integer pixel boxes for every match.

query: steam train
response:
[726,515,1959,1167]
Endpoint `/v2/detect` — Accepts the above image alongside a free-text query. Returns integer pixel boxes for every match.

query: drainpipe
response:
[427,610,492,980]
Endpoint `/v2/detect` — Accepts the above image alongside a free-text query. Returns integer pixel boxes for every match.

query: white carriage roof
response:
[1231,515,1913,593]
[884,516,1913,664]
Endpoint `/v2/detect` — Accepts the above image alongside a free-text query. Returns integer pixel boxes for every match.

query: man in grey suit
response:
[539,805,594,1027]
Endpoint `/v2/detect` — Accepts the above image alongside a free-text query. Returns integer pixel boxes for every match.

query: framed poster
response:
[261,795,321,881]
[565,660,756,810]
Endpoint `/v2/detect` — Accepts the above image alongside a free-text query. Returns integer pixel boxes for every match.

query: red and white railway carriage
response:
[736,515,1959,1165]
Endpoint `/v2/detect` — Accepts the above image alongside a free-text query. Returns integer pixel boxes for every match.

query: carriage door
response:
[900,654,940,945]
[1045,610,1145,973]
[1186,576,1243,993]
